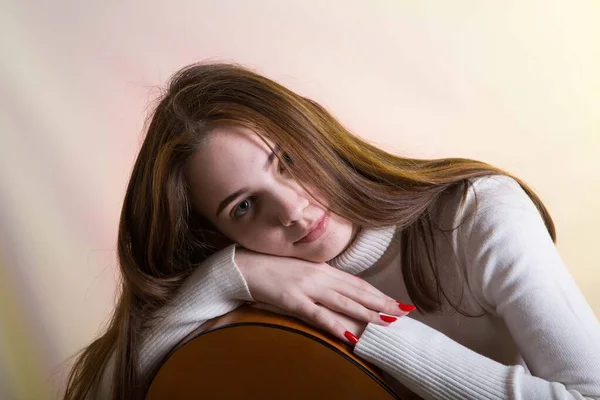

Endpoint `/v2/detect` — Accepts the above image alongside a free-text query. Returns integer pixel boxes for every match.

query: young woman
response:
[64,62,600,399]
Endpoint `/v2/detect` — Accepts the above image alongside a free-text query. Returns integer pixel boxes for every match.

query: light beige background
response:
[1,1,598,399]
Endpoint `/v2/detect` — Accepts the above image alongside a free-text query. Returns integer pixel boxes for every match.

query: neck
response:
[327,224,397,275]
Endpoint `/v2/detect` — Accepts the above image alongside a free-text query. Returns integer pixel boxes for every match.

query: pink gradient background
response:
[1,1,598,398]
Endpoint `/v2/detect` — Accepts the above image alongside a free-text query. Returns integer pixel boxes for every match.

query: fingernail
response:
[397,301,416,312]
[380,314,397,323]
[344,331,359,344]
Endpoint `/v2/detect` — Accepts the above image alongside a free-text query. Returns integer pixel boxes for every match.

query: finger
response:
[355,276,396,301]
[295,300,357,344]
[319,263,396,302]
[316,290,396,326]
[319,264,409,314]
[328,276,411,317]
[319,291,408,326]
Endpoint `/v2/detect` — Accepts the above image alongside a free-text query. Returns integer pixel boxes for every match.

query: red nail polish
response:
[380,314,397,323]
[397,301,416,312]
[344,331,359,344]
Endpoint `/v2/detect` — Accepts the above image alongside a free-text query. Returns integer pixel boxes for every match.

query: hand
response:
[249,302,401,345]
[235,248,413,344]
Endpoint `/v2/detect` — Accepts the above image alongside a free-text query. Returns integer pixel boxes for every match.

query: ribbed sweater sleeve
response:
[91,243,254,398]
[139,243,254,376]
[353,175,600,399]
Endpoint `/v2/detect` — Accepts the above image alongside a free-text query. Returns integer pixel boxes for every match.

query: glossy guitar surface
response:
[146,306,418,399]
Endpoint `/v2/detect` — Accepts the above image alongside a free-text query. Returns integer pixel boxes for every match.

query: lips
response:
[296,214,325,243]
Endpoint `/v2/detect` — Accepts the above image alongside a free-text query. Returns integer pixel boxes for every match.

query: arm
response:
[139,243,254,377]
[353,175,600,399]
[135,238,404,383]
[91,243,253,398]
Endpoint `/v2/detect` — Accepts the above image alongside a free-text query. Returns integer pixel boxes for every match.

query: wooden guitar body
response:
[146,306,415,399]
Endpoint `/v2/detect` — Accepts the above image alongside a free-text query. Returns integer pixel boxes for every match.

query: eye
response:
[232,197,254,219]
[232,153,293,220]
[278,152,294,174]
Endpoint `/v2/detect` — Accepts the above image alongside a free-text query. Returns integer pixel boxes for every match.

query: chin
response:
[299,225,357,263]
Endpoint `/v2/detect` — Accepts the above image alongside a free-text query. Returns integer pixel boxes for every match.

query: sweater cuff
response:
[215,243,255,302]
[139,244,254,376]
[173,243,255,305]
[354,317,513,400]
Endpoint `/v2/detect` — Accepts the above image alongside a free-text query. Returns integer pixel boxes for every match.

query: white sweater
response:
[94,175,600,399]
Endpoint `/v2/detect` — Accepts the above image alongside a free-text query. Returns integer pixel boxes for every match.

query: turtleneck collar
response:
[326,225,397,275]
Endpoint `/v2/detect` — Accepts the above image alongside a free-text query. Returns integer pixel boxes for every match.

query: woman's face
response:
[185,126,359,262]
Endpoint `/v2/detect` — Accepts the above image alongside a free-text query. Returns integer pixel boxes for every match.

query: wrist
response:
[233,247,252,276]
[233,247,268,286]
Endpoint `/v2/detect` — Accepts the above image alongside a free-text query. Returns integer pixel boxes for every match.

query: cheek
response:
[223,224,251,242]
[235,227,286,252]
[223,223,264,244]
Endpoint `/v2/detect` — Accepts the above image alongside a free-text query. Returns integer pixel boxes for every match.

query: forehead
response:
[185,126,274,215]
[210,125,272,156]
[197,126,274,171]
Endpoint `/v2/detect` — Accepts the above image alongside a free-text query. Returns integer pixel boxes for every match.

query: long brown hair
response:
[63,62,556,399]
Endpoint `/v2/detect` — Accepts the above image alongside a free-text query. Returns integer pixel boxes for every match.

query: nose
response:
[274,187,310,226]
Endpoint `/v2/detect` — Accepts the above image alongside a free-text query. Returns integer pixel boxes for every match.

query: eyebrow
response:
[215,144,280,218]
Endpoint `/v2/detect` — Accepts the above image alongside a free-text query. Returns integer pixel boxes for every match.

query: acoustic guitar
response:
[146,305,420,399]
